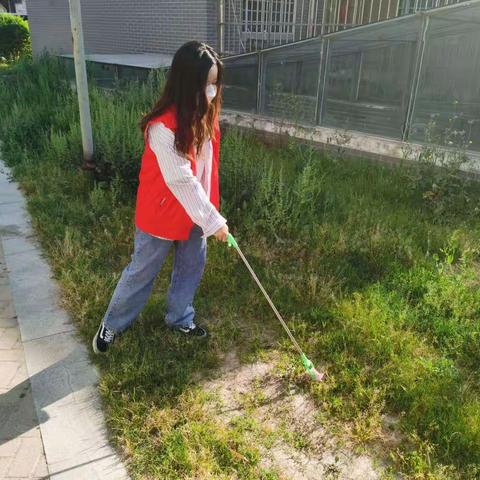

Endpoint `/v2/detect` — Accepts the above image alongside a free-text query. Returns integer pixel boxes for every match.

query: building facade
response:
[26,0,218,57]
[1,0,27,15]
[26,0,465,58]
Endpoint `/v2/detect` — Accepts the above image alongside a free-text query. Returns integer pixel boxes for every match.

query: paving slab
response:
[0,181,25,205]
[0,240,49,480]
[1,236,37,256]
[0,160,129,480]
[0,202,31,239]
[0,245,75,342]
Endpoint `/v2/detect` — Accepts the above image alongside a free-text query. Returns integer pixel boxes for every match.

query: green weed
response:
[1,57,480,479]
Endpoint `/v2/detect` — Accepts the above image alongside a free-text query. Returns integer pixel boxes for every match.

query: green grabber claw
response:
[227,233,238,249]
[301,353,325,382]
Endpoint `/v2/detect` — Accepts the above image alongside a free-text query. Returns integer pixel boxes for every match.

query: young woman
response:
[93,41,229,354]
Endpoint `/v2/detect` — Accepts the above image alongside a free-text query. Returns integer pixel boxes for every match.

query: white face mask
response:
[206,84,217,101]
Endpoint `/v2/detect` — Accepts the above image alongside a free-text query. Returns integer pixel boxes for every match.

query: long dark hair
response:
[140,41,223,157]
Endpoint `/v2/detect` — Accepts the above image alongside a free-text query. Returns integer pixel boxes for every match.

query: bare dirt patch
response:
[202,350,390,479]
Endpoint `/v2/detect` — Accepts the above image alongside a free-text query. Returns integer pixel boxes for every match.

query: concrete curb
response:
[0,161,130,480]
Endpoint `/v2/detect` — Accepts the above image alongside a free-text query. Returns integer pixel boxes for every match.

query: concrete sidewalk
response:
[0,241,48,479]
[0,161,129,480]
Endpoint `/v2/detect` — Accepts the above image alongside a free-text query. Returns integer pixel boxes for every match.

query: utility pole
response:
[68,0,94,170]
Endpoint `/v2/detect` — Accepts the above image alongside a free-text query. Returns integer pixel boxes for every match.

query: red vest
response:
[135,105,221,240]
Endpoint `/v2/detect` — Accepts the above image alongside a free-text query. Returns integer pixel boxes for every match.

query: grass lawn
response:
[0,57,479,479]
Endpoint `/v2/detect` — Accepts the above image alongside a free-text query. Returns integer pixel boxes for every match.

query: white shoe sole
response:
[174,326,207,338]
[92,325,104,354]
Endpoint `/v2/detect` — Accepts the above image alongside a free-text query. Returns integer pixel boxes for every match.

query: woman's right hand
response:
[214,224,229,242]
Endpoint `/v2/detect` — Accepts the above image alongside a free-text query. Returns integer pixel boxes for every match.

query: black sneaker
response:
[92,323,116,354]
[173,324,208,338]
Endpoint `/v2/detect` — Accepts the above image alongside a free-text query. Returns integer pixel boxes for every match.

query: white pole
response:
[68,0,94,170]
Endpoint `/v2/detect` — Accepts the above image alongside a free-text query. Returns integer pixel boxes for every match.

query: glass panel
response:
[116,65,151,84]
[223,53,259,113]
[60,57,118,88]
[323,16,422,138]
[86,62,118,88]
[410,4,480,150]
[260,38,322,124]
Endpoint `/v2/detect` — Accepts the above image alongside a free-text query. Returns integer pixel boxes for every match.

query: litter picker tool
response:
[226,233,324,382]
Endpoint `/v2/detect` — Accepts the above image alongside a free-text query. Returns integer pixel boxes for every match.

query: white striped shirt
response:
[147,123,226,239]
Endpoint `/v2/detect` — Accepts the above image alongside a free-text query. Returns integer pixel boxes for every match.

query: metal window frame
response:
[256,51,264,113]
[402,13,429,140]
[222,0,476,55]
[243,0,297,34]
[223,0,478,58]
[314,37,326,122]
[223,0,480,145]
[316,38,330,124]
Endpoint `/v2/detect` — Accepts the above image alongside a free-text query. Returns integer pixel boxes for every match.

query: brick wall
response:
[27,0,72,55]
[26,0,219,57]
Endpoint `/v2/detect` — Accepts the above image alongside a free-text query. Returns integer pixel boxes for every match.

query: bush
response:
[0,14,31,61]
[402,116,479,219]
[0,55,165,188]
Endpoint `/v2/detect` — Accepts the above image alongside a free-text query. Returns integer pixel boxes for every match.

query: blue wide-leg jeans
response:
[102,226,206,333]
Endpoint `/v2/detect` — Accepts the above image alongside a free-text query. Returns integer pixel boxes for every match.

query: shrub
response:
[402,116,479,219]
[0,13,31,61]
[0,55,166,188]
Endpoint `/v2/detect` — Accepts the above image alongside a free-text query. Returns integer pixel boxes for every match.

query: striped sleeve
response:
[148,122,226,238]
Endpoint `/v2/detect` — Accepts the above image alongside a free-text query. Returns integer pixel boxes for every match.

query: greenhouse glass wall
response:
[222,0,480,150]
